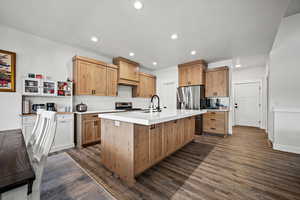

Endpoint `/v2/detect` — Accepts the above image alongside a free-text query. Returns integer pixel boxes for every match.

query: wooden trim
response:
[178,59,207,68]
[206,66,229,72]
[118,79,139,86]
[73,55,107,66]
[0,49,16,92]
[106,64,118,69]
[139,72,156,78]
[113,57,139,66]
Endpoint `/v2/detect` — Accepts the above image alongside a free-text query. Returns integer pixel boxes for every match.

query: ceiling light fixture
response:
[152,62,157,66]
[171,33,178,40]
[191,50,196,55]
[235,64,242,68]
[129,52,135,57]
[134,1,143,10]
[91,36,98,42]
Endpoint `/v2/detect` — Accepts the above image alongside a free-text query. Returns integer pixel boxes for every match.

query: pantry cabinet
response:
[133,72,156,98]
[113,57,140,86]
[205,66,229,97]
[73,56,118,96]
[178,60,207,87]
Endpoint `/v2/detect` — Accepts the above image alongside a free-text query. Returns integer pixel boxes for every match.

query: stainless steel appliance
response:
[76,102,88,112]
[177,85,205,109]
[115,102,142,111]
[177,85,205,135]
[32,104,45,113]
[46,102,56,111]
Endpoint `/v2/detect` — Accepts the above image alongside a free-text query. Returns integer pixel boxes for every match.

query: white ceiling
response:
[0,0,289,69]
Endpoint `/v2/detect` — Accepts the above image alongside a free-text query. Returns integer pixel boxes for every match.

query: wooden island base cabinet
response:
[101,117,195,186]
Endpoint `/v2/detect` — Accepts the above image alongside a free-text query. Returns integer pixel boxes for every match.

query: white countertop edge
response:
[99,110,207,125]
[75,110,126,115]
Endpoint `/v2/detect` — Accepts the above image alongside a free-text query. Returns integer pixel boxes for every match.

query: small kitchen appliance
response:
[76,102,88,112]
[115,102,142,111]
[32,104,45,113]
[46,102,56,111]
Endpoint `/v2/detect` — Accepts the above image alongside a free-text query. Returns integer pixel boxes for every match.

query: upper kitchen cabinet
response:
[178,60,207,87]
[106,64,118,96]
[133,72,156,98]
[73,56,117,96]
[113,57,140,86]
[205,66,229,97]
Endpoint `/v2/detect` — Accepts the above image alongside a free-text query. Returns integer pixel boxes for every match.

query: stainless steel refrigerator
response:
[177,85,205,134]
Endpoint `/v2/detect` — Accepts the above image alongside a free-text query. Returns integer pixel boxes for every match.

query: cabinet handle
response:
[210,128,216,130]
[150,125,156,129]
[210,119,216,121]
[188,81,191,85]
[211,112,216,114]
[174,120,177,124]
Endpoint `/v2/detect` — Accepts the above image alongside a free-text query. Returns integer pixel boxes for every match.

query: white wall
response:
[268,13,300,143]
[154,66,178,109]
[0,25,151,131]
[232,66,267,129]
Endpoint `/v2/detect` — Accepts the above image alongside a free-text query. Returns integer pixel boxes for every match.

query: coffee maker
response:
[46,103,56,111]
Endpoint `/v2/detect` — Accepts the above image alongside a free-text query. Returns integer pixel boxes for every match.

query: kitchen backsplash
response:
[74,85,151,111]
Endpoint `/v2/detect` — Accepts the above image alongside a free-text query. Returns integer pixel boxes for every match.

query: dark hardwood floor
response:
[67,126,300,200]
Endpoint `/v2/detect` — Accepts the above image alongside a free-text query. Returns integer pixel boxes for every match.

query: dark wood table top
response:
[0,129,35,194]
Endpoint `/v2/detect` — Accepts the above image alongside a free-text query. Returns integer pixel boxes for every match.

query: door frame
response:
[232,80,263,129]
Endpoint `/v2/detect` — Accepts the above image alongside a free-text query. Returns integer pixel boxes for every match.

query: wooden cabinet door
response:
[174,120,183,148]
[94,119,101,142]
[82,119,95,145]
[149,124,163,164]
[134,125,150,175]
[214,70,228,97]
[205,68,229,97]
[178,66,188,87]
[183,117,195,143]
[163,121,176,156]
[106,67,118,96]
[93,64,107,96]
[133,73,156,98]
[119,61,139,82]
[189,65,205,85]
[149,76,156,97]
[77,61,94,95]
[139,75,148,97]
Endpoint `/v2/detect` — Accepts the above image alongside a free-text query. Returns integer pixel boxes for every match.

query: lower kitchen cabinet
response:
[21,114,75,152]
[203,111,228,137]
[76,113,102,147]
[133,117,195,175]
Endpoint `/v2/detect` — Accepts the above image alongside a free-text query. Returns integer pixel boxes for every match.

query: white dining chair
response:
[27,110,57,200]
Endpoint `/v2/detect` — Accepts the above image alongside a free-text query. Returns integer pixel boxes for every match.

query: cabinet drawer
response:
[57,114,74,121]
[82,113,100,120]
[205,112,226,121]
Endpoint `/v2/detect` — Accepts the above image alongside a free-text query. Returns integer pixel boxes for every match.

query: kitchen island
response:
[99,109,206,186]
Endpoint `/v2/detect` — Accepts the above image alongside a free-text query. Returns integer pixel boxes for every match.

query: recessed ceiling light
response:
[134,1,143,10]
[171,33,178,40]
[191,50,196,55]
[129,52,135,57]
[235,64,242,68]
[91,36,98,42]
[152,62,157,66]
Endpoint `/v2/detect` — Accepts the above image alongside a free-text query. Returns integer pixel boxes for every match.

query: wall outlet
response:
[114,121,120,127]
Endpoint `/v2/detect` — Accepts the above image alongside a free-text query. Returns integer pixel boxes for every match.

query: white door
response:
[160,81,176,110]
[234,82,261,127]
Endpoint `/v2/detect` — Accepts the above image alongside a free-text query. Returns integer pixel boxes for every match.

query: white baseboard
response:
[273,143,300,154]
[50,143,75,153]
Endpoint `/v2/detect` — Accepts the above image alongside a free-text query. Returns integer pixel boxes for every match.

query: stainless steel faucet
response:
[150,95,161,112]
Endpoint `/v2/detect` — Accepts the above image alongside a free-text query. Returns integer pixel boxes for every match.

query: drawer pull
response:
[211,112,216,114]
[210,119,216,121]
[150,125,156,129]
[210,128,216,130]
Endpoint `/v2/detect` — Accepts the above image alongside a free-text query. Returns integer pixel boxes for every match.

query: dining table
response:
[0,129,35,200]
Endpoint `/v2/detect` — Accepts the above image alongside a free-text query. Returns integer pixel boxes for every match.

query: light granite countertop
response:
[99,109,207,125]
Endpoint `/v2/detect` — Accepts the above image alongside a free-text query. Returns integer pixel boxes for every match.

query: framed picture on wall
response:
[0,49,16,92]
